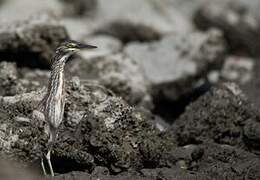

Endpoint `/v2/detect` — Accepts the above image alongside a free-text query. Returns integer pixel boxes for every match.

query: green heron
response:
[37,40,97,176]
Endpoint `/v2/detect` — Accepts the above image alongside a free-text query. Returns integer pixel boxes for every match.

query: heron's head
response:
[56,40,97,56]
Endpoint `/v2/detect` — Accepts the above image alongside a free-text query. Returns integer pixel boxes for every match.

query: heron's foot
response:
[46,151,54,176]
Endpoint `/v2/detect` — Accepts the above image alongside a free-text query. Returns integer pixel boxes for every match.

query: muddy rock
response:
[172,83,260,150]
[0,13,69,69]
[68,54,153,109]
[59,0,98,17]
[93,0,192,43]
[125,29,226,101]
[194,1,260,56]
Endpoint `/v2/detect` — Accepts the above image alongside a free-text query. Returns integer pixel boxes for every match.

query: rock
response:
[0,89,47,166]
[124,29,226,101]
[197,143,260,180]
[0,0,62,21]
[0,62,46,96]
[49,171,91,180]
[59,0,98,17]
[0,79,177,173]
[51,167,211,180]
[92,0,192,43]
[239,0,260,20]
[60,18,91,41]
[60,80,175,172]
[68,54,153,109]
[0,62,25,96]
[49,143,260,179]
[80,35,122,59]
[0,13,69,69]
[18,67,50,88]
[221,56,254,84]
[194,0,260,56]
[243,120,260,153]
[172,83,259,150]
[240,57,260,108]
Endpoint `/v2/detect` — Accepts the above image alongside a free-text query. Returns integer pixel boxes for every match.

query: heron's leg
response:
[41,157,47,175]
[46,150,54,176]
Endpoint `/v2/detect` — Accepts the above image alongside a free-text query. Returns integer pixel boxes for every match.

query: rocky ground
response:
[0,0,259,179]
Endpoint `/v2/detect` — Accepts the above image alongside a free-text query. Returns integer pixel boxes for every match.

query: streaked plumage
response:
[37,40,97,176]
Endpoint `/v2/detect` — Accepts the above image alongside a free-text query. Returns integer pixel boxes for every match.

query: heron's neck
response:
[47,53,69,93]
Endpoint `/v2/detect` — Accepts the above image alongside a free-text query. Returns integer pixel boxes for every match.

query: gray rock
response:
[0,62,25,96]
[197,143,260,180]
[0,62,46,96]
[194,0,260,56]
[0,79,176,173]
[60,18,90,41]
[68,54,153,109]
[51,168,211,180]
[124,29,226,101]
[49,143,260,179]
[0,0,62,21]
[92,0,192,43]
[193,143,260,180]
[240,57,260,109]
[59,0,98,17]
[221,56,254,84]
[0,13,69,68]
[80,35,122,59]
[172,83,259,150]
[244,120,260,153]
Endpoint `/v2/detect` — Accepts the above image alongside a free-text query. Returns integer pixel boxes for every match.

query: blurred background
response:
[0,0,259,116]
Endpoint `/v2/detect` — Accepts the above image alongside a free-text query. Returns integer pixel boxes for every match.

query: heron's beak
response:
[77,43,97,50]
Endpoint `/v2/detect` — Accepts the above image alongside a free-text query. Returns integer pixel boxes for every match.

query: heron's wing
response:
[37,95,47,113]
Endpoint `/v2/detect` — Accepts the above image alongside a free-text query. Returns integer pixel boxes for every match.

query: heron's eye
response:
[67,43,76,49]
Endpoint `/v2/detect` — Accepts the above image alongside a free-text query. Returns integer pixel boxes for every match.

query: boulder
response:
[220,56,254,84]
[172,83,260,150]
[0,79,177,174]
[80,35,122,59]
[0,62,42,96]
[194,1,260,56]
[59,0,98,17]
[68,54,153,109]
[124,29,226,101]
[92,0,192,43]
[0,13,69,68]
